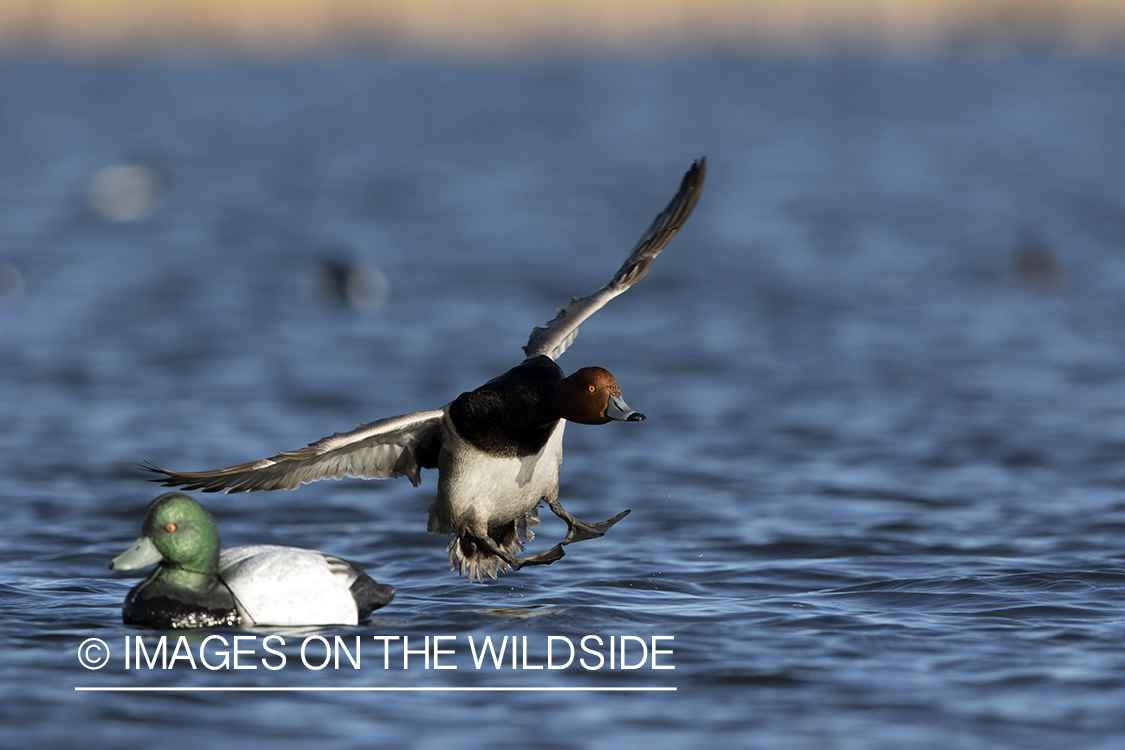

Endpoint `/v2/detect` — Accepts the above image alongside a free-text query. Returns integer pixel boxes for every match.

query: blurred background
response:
[0,0,1124,51]
[4,3,1125,750]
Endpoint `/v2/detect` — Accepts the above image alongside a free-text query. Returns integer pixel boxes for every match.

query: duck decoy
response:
[145,158,706,582]
[111,492,395,627]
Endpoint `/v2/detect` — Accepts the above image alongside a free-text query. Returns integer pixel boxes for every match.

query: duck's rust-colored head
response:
[550,367,645,425]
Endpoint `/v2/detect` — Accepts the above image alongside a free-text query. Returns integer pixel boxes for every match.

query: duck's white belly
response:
[430,420,565,536]
[218,545,359,626]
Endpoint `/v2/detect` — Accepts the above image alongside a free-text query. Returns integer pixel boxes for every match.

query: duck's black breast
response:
[124,579,241,629]
[449,356,564,458]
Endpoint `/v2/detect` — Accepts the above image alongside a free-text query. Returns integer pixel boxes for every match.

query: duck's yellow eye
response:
[588,385,596,393]
[165,523,177,533]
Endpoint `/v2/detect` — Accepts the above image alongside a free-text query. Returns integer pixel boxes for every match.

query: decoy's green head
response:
[110,492,221,576]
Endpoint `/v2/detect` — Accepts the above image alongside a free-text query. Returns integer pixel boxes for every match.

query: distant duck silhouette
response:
[88,162,167,222]
[145,159,706,582]
[1014,236,1062,291]
[307,256,390,311]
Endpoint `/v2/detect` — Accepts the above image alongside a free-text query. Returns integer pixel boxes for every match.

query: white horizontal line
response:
[76,686,676,692]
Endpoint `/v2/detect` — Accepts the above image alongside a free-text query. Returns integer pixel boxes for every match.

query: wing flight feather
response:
[522,157,706,361]
[143,409,445,493]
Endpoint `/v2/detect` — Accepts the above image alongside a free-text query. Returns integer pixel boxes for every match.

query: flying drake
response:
[145,159,706,582]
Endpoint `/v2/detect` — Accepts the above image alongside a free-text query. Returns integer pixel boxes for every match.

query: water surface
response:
[2,52,1125,749]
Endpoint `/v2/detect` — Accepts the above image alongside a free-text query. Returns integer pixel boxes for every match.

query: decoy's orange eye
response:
[588,385,596,393]
[165,523,177,533]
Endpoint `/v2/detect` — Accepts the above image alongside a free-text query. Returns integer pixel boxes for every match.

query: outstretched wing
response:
[522,157,706,361]
[143,409,445,493]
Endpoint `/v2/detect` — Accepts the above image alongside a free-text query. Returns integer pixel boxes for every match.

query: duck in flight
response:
[145,158,706,582]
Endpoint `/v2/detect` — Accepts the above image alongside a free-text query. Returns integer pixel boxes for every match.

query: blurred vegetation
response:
[0,0,1123,52]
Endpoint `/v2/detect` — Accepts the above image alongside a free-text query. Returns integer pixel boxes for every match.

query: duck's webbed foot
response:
[474,533,566,571]
[513,543,566,570]
[449,531,566,583]
[545,498,631,545]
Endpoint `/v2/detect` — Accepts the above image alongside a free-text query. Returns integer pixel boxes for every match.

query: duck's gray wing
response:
[143,409,445,493]
[522,157,706,361]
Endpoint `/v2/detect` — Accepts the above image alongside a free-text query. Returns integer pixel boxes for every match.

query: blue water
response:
[3,50,1125,748]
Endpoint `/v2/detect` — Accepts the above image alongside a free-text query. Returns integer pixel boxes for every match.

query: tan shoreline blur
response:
[1,0,1124,52]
